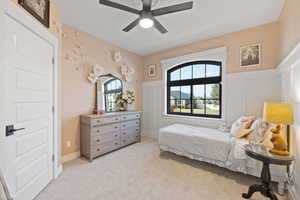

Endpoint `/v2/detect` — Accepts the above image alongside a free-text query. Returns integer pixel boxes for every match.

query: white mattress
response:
[159,124,231,162]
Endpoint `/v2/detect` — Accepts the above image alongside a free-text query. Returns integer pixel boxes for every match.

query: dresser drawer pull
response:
[123,140,126,143]
[123,132,126,135]
[115,126,118,129]
[136,115,139,117]
[97,120,101,123]
[115,142,118,145]
[136,122,138,124]
[136,129,138,131]
[115,118,119,121]
[123,116,127,119]
[97,130,100,133]
[115,134,118,137]
[97,148,100,152]
[96,139,100,142]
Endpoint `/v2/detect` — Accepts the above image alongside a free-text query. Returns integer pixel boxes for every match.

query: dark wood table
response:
[242,144,294,200]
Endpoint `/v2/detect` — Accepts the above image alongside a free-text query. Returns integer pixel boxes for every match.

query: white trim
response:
[160,47,227,121]
[278,42,300,72]
[288,186,299,200]
[1,0,62,181]
[61,152,81,164]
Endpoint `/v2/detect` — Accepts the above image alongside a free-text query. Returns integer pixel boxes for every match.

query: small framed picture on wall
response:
[147,64,157,78]
[18,0,50,28]
[240,44,261,67]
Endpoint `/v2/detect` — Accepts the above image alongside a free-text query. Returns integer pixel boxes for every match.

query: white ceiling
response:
[54,0,285,56]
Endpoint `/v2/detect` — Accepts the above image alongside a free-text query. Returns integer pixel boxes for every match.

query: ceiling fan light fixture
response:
[139,18,154,29]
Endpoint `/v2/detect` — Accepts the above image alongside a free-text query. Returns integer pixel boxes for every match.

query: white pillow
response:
[251,118,263,130]
[230,116,256,136]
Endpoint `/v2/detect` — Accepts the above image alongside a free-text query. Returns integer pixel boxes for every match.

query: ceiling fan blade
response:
[99,0,140,15]
[143,0,152,11]
[152,17,168,34]
[122,18,141,32]
[152,1,193,16]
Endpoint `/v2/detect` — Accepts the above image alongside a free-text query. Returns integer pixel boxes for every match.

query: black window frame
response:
[104,78,123,112]
[167,61,222,118]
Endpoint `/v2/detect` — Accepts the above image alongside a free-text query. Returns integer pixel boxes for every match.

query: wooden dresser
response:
[80,111,142,161]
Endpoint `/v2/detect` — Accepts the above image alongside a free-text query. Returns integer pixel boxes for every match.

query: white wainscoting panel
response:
[142,69,281,139]
[279,42,300,200]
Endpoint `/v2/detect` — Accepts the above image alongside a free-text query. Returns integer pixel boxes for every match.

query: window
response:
[104,78,122,112]
[167,61,222,118]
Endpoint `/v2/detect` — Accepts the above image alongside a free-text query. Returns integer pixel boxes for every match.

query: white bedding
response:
[159,124,231,162]
[159,124,288,194]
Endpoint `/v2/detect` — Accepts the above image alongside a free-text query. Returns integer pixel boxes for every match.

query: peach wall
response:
[143,22,279,81]
[278,0,300,61]
[61,25,144,156]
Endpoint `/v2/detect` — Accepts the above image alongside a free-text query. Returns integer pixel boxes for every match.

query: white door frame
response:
[0,0,62,187]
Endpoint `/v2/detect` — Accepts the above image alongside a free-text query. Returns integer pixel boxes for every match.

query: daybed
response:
[159,123,288,194]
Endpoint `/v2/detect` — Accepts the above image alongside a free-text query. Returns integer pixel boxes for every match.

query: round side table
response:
[242,144,294,200]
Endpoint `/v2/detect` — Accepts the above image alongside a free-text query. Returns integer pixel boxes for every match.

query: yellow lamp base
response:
[270,149,290,156]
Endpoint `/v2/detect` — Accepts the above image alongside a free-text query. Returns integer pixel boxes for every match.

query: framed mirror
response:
[95,74,123,113]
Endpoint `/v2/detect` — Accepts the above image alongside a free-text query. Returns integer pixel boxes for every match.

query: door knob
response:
[6,125,25,137]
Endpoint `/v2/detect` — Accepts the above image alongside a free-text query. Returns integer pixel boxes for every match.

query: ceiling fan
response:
[99,0,194,34]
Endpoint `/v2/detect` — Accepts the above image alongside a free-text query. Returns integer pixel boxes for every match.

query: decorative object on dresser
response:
[80,112,142,161]
[116,90,136,111]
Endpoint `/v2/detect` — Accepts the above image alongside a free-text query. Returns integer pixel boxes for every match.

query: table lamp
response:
[263,102,294,156]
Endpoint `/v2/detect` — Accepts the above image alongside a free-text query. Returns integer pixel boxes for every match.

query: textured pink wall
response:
[61,25,144,156]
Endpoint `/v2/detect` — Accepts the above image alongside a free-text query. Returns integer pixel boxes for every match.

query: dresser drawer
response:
[92,132,120,146]
[121,113,141,121]
[91,116,120,126]
[121,120,140,129]
[93,139,121,157]
[121,135,139,146]
[92,123,121,135]
[120,127,140,138]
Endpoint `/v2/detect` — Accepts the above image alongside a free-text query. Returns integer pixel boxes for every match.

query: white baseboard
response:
[61,152,81,164]
[54,164,63,179]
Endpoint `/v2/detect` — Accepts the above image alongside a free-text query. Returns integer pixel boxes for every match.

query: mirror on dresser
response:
[94,74,123,113]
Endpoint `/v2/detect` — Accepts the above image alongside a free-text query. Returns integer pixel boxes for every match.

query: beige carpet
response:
[36,137,287,200]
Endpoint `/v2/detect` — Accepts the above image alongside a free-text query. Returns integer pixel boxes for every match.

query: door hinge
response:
[52,154,55,161]
[52,57,55,65]
[52,106,55,113]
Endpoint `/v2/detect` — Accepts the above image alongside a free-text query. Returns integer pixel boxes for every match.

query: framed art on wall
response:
[18,0,50,28]
[240,44,261,67]
[147,64,156,78]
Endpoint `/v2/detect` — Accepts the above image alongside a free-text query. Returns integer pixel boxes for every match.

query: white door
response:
[0,10,54,200]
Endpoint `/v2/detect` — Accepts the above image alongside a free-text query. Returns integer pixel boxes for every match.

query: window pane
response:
[116,80,122,89]
[180,66,192,80]
[205,100,220,115]
[170,69,180,81]
[180,86,191,100]
[180,100,191,113]
[192,100,205,114]
[206,64,220,77]
[193,85,204,100]
[193,64,205,79]
[206,84,220,99]
[170,86,180,100]
[170,100,180,112]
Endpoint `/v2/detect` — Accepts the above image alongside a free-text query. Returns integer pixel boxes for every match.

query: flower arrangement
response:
[116,90,136,111]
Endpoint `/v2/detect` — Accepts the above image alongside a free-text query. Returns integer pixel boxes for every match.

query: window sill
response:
[162,114,224,121]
